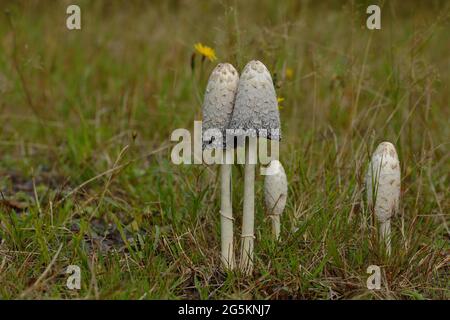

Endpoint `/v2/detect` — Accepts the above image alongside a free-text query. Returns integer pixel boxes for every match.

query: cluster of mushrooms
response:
[201,61,287,274]
[201,61,400,274]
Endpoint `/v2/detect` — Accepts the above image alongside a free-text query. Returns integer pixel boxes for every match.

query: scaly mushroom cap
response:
[264,160,288,216]
[201,63,239,150]
[366,141,401,222]
[229,60,281,141]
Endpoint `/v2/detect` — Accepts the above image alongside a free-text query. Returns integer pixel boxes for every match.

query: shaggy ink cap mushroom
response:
[366,141,401,222]
[264,160,288,240]
[201,63,239,150]
[264,160,288,216]
[229,60,281,143]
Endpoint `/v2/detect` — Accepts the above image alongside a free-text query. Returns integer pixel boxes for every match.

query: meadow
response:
[0,0,448,299]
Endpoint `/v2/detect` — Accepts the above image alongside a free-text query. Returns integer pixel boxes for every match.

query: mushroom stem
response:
[380,219,391,255]
[271,215,281,240]
[240,141,255,275]
[220,148,234,269]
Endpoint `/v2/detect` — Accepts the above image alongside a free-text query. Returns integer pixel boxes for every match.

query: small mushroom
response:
[366,141,401,255]
[202,63,239,270]
[264,160,287,240]
[229,60,281,274]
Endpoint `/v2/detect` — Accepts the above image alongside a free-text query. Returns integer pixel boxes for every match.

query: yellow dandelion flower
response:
[285,68,294,80]
[277,97,285,110]
[194,43,217,61]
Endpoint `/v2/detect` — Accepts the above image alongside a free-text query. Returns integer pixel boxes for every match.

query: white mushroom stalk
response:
[264,160,287,240]
[229,60,281,274]
[202,63,239,270]
[365,141,401,255]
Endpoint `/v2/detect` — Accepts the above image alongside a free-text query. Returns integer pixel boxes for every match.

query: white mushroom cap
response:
[264,160,288,216]
[366,141,401,222]
[229,60,281,141]
[201,63,239,150]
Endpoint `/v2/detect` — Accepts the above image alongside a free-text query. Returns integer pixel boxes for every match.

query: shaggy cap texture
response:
[229,60,281,142]
[264,160,288,216]
[366,141,401,222]
[201,63,239,150]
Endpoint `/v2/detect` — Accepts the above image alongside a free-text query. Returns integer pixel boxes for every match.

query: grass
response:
[0,0,449,299]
